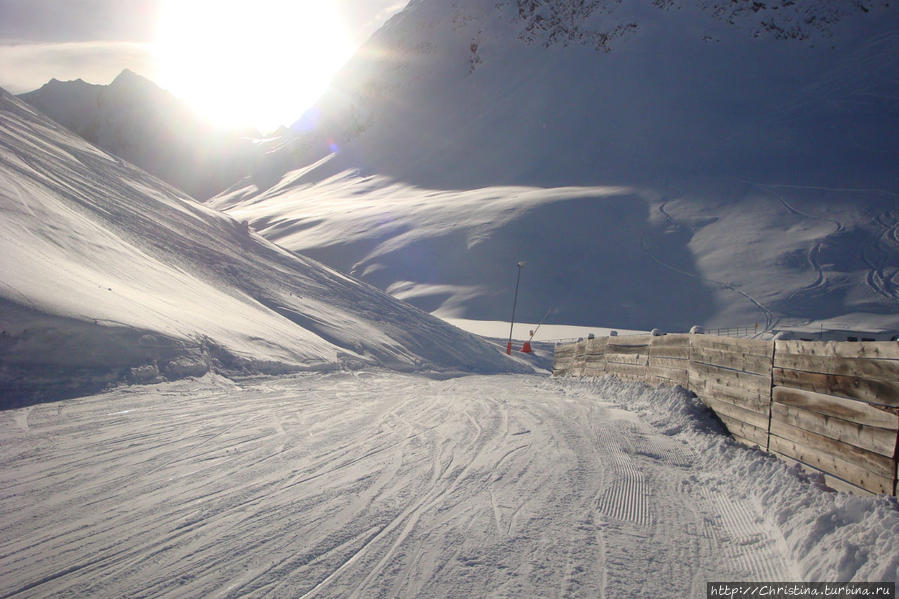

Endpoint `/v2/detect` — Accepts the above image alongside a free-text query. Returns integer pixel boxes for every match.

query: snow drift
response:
[561,375,899,582]
[0,88,524,404]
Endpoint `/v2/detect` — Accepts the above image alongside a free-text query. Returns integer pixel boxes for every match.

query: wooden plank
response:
[695,386,771,416]
[649,356,690,369]
[717,414,769,448]
[690,346,773,376]
[691,335,773,356]
[770,401,897,458]
[694,378,771,407]
[645,366,689,387]
[608,335,654,347]
[704,395,771,430]
[553,357,574,368]
[689,362,772,395]
[773,354,899,399]
[770,419,894,480]
[776,339,899,361]
[605,362,648,380]
[772,386,898,429]
[773,367,899,407]
[649,345,691,360]
[584,337,608,354]
[649,333,692,348]
[774,351,899,380]
[606,353,649,366]
[606,344,650,355]
[770,451,876,496]
[554,355,575,375]
[768,434,894,494]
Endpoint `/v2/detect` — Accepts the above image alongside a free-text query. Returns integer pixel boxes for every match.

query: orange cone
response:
[521,341,532,353]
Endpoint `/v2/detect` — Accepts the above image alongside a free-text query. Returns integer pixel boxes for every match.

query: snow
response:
[18,70,259,200]
[208,0,899,336]
[1,372,895,597]
[0,88,526,403]
[2,4,898,593]
[439,317,646,343]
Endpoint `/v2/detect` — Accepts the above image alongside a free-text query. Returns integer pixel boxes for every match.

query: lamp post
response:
[506,261,525,355]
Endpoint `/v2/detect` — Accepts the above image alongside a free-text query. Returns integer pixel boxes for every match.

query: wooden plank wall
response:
[551,334,899,496]
[605,335,652,381]
[648,334,690,388]
[688,336,774,451]
[770,340,899,495]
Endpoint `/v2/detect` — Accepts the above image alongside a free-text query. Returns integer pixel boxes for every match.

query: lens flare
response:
[154,0,353,132]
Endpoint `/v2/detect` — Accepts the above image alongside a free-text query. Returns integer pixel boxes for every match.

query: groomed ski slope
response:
[2,373,896,598]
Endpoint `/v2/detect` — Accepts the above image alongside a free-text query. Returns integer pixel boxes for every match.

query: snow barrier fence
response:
[552,334,899,496]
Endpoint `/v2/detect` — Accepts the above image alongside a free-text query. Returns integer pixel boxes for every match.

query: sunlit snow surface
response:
[1,373,895,597]
[0,89,524,402]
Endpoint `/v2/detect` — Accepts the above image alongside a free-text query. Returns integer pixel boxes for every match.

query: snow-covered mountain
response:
[210,0,899,335]
[18,70,258,200]
[0,88,525,404]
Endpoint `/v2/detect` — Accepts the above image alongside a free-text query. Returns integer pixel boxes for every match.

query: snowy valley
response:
[2,0,899,596]
[205,0,899,336]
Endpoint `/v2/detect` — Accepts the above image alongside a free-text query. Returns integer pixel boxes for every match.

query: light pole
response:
[506,261,525,355]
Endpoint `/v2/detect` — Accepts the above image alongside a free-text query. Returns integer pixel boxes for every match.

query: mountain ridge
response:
[18,70,259,200]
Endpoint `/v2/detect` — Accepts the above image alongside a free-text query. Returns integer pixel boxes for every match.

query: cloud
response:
[0,41,157,94]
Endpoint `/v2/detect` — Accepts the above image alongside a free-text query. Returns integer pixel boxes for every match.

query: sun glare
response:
[154,0,353,133]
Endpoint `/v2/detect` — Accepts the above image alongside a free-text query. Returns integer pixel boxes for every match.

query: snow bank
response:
[554,376,899,582]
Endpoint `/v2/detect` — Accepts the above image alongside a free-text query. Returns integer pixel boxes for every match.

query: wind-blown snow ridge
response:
[211,0,899,334]
[0,88,525,404]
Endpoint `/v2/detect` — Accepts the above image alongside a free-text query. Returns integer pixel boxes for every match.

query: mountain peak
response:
[109,68,157,90]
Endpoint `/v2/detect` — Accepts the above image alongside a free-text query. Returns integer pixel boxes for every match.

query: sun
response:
[153,0,353,133]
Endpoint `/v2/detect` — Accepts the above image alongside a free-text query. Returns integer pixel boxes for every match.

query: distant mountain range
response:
[18,70,258,200]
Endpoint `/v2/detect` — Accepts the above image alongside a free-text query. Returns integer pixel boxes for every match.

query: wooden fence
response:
[552,334,899,496]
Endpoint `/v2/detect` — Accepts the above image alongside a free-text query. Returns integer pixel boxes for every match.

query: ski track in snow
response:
[760,184,844,301]
[642,201,777,331]
[0,373,804,599]
[758,183,899,305]
[868,210,899,301]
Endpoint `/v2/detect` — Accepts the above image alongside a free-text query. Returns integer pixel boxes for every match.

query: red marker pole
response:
[506,261,525,355]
